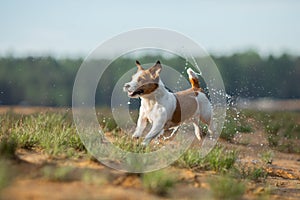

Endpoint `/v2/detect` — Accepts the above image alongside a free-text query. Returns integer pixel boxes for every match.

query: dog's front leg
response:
[132,111,147,138]
[141,113,167,146]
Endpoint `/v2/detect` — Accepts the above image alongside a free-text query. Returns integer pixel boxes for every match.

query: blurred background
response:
[1,0,300,109]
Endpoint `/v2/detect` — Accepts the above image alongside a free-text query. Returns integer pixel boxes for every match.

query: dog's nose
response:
[124,83,130,89]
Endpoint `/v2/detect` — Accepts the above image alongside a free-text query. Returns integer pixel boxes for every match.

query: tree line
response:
[0,51,299,106]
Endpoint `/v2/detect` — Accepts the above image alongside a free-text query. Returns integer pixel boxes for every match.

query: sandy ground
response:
[1,139,299,199]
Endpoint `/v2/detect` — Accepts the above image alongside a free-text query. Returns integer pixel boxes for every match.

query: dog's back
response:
[171,68,212,126]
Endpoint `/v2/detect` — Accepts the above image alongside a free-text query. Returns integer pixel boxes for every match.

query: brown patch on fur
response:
[133,68,160,95]
[171,89,200,124]
[171,96,181,124]
[189,78,200,88]
[139,83,159,95]
[189,78,203,93]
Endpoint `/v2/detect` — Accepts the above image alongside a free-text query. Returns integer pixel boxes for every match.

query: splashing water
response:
[191,56,202,76]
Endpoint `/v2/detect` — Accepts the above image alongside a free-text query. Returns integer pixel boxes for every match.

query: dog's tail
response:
[187,68,201,89]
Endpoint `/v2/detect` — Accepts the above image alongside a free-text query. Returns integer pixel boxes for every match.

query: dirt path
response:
[1,140,299,200]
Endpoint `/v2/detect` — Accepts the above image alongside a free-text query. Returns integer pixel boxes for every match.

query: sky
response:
[1,0,300,57]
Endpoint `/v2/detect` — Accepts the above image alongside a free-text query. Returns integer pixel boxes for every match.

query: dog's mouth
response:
[128,89,144,97]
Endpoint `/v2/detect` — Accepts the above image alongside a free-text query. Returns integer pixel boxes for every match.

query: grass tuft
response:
[230,165,268,182]
[0,138,17,159]
[42,166,76,182]
[113,135,153,153]
[142,170,176,196]
[82,171,108,185]
[209,175,246,200]
[0,160,14,191]
[259,150,274,164]
[176,146,237,172]
[1,112,86,157]
[221,110,253,141]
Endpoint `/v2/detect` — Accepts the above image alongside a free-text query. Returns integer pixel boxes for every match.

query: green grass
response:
[176,146,237,172]
[2,109,299,157]
[142,170,176,196]
[112,134,153,153]
[1,112,85,157]
[243,110,300,138]
[0,160,13,191]
[42,165,109,185]
[101,117,118,132]
[209,175,246,200]
[241,110,300,153]
[222,109,300,153]
[0,138,17,159]
[82,171,108,185]
[249,168,268,181]
[231,166,268,182]
[221,109,253,141]
[42,165,76,182]
[259,150,274,164]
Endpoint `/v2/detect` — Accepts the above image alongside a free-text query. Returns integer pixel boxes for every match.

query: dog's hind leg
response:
[200,115,216,139]
[192,122,201,141]
[207,119,216,139]
[163,126,179,140]
[154,129,165,145]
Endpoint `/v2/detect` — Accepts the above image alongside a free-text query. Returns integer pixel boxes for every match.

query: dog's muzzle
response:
[124,83,144,97]
[130,89,144,97]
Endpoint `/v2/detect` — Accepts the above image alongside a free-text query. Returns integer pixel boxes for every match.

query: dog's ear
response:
[136,60,144,71]
[149,60,162,78]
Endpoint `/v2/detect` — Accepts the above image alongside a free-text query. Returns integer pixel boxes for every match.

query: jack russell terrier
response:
[123,60,214,146]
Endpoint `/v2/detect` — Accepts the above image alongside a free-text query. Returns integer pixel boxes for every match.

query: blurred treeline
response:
[0,51,299,106]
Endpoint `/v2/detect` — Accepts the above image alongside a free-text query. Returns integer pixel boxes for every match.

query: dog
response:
[123,60,214,146]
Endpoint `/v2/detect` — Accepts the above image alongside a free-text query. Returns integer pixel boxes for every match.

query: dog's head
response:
[123,60,162,98]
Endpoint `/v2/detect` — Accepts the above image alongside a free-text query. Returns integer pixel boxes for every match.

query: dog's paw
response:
[132,133,141,139]
[141,139,150,146]
[141,142,148,146]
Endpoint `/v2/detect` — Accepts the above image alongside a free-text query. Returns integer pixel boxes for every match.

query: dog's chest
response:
[140,100,161,123]
[140,94,176,124]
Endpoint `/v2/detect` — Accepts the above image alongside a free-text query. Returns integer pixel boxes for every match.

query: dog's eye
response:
[137,77,144,82]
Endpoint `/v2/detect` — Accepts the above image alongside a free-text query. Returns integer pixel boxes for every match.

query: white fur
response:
[132,80,177,145]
